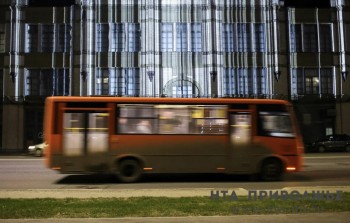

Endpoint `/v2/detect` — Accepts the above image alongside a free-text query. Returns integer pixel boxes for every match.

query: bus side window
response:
[159,108,189,134]
[191,106,228,134]
[117,104,157,134]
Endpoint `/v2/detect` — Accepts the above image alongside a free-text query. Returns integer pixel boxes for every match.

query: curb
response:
[0,186,349,199]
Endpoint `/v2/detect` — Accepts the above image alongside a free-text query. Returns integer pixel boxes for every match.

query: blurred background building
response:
[0,0,349,151]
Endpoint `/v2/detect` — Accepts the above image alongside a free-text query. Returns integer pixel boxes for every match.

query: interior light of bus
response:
[143,167,153,171]
[286,167,296,171]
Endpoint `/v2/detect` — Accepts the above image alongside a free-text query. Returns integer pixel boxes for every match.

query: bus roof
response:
[45,96,291,105]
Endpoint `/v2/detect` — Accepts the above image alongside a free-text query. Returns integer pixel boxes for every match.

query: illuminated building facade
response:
[0,0,349,150]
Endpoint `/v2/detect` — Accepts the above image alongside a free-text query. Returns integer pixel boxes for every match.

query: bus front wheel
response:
[260,158,283,181]
[117,159,142,183]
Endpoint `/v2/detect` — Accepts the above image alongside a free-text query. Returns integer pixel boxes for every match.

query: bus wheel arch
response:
[115,156,144,183]
[259,157,284,181]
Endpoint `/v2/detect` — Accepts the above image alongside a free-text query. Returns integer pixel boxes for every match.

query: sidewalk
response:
[1,186,350,199]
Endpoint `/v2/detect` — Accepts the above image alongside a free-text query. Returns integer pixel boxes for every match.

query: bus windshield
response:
[259,111,295,138]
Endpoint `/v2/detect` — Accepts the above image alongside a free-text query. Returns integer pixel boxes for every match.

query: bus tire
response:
[260,158,283,181]
[117,159,142,183]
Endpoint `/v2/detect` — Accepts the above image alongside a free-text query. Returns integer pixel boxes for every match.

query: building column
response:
[2,3,24,151]
[335,0,348,134]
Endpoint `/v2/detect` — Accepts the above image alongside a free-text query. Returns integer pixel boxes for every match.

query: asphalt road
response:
[1,153,349,222]
[0,153,349,190]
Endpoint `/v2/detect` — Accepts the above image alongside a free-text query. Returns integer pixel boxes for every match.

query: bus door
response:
[229,111,252,172]
[62,111,109,171]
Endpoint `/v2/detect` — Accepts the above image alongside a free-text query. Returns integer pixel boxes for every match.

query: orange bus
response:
[44,97,304,182]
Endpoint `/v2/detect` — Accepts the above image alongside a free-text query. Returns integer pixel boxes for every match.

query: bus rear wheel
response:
[260,158,283,181]
[117,159,142,183]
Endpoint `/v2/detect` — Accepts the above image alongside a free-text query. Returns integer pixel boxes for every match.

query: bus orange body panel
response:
[44,97,304,182]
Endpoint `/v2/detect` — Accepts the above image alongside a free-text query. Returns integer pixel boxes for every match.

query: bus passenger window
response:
[136,120,152,134]
[159,109,189,134]
[117,104,157,134]
[191,105,228,134]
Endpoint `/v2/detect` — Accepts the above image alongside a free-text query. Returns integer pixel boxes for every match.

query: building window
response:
[96,68,140,96]
[0,29,4,52]
[290,24,331,53]
[290,24,302,52]
[55,69,70,95]
[222,23,235,52]
[224,68,266,96]
[256,68,267,95]
[237,23,252,52]
[25,68,69,96]
[292,68,333,95]
[56,24,71,52]
[246,68,255,95]
[96,23,140,52]
[25,24,71,53]
[305,70,319,94]
[25,24,38,52]
[161,23,173,52]
[176,23,188,52]
[222,23,264,53]
[125,68,140,95]
[41,25,54,52]
[254,23,265,52]
[235,68,254,95]
[96,69,110,95]
[191,23,202,52]
[26,69,51,95]
[236,68,252,95]
[320,68,333,94]
[172,84,193,98]
[127,23,141,52]
[319,24,332,52]
[223,68,237,95]
[110,23,125,52]
[303,24,318,52]
[238,69,247,95]
[96,23,109,52]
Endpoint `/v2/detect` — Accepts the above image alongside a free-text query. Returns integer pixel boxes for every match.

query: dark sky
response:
[25,0,75,7]
[284,0,331,8]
